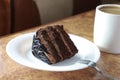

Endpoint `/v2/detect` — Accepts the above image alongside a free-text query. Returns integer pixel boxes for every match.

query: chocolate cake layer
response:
[32,25,78,64]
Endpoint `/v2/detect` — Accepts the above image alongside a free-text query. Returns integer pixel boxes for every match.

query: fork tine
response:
[78,60,91,64]
[78,60,97,67]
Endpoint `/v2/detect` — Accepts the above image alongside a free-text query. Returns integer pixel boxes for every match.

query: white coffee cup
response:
[94,4,120,54]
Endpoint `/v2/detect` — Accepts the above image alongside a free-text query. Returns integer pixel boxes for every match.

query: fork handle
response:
[92,66,117,80]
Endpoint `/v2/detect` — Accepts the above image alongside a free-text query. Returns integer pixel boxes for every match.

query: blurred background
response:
[0,0,119,37]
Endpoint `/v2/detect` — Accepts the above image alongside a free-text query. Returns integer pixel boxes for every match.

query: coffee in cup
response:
[100,6,120,14]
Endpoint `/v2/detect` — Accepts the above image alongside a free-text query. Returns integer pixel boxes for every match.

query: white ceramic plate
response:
[6,33,100,71]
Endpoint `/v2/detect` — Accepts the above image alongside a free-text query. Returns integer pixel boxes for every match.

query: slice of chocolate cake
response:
[32,25,78,64]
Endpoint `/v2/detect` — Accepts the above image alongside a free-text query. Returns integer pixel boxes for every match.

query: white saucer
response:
[6,33,100,71]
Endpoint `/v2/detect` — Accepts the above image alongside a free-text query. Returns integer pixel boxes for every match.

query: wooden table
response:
[0,10,120,80]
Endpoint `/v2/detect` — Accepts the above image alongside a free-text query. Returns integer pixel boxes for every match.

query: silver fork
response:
[78,60,118,80]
